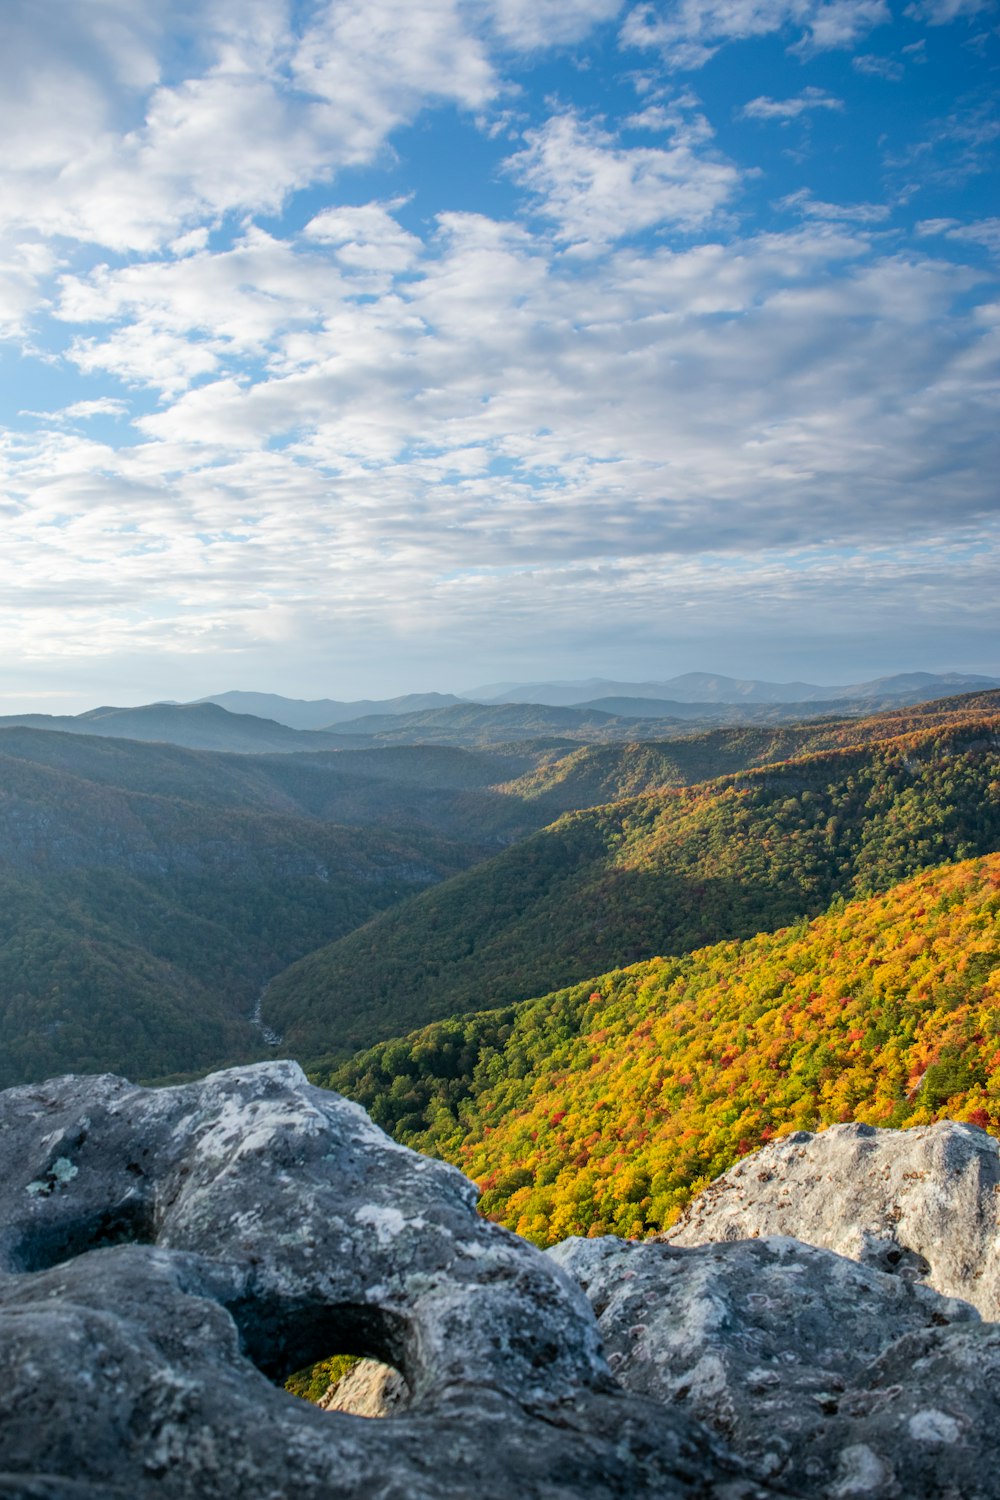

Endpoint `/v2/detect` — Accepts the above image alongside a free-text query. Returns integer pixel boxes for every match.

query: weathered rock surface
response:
[318,1358,409,1416]
[0,1062,777,1500]
[551,1234,988,1497]
[664,1120,1000,1317]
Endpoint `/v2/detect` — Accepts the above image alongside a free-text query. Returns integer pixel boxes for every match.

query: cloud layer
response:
[0,0,997,699]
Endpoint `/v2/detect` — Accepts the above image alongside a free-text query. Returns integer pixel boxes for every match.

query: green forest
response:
[269,716,1000,1061]
[0,692,997,1109]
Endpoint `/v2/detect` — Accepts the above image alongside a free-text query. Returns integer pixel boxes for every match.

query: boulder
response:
[664,1121,1000,1317]
[551,1234,985,1496]
[317,1358,409,1417]
[0,1063,777,1500]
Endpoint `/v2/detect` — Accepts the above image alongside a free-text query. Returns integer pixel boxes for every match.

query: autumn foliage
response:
[330,853,1000,1244]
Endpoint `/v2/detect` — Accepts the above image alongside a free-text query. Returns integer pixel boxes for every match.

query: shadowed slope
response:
[267,715,1000,1060]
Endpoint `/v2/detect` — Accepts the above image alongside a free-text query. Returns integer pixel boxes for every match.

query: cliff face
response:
[553,1234,987,1500]
[1,1066,998,1499]
[665,1119,1000,1318]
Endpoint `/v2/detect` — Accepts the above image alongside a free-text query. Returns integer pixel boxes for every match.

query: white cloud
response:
[620,0,889,69]
[741,88,844,120]
[905,0,995,23]
[852,52,905,78]
[506,109,740,244]
[482,0,625,49]
[791,0,889,54]
[20,399,131,424]
[0,239,55,339]
[917,217,1000,255]
[291,0,496,137]
[55,227,350,395]
[0,0,995,691]
[11,210,994,605]
[304,202,422,277]
[0,0,498,258]
[780,189,891,223]
[889,102,1000,190]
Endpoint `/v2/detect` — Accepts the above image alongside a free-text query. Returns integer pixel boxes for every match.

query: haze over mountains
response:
[0,673,994,760]
[199,691,466,729]
[461,672,1000,708]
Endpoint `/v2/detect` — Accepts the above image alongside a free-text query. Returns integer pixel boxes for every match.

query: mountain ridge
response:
[463,671,1000,708]
[266,711,1000,1061]
[0,701,352,754]
[196,690,465,728]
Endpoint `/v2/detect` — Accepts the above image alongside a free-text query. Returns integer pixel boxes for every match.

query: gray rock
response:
[0,1062,779,1500]
[664,1121,1000,1317]
[550,1234,982,1495]
[788,1320,1000,1500]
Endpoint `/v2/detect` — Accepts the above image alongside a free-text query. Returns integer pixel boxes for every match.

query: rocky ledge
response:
[0,1067,996,1500]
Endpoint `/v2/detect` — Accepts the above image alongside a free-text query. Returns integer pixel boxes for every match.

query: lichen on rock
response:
[0,1062,775,1500]
[665,1120,1000,1318]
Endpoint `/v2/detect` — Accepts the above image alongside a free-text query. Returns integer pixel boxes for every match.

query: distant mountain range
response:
[198,691,465,728]
[0,678,996,759]
[0,702,351,754]
[194,674,1000,742]
[462,671,1000,707]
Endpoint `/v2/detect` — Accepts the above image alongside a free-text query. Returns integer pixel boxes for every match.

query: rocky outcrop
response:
[0,1062,775,1500]
[664,1120,1000,1317]
[8,1065,1000,1499]
[551,1233,990,1497]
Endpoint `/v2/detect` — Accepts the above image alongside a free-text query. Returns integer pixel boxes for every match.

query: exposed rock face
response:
[0,1063,774,1500]
[10,1068,1000,1499]
[318,1358,409,1417]
[664,1121,1000,1317]
[551,1234,988,1497]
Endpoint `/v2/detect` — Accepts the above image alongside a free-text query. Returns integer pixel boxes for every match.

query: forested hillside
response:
[0,750,477,1086]
[496,691,1000,818]
[266,716,1000,1060]
[2,693,998,1089]
[328,853,1000,1244]
[0,728,554,845]
[326,701,660,743]
[0,702,352,753]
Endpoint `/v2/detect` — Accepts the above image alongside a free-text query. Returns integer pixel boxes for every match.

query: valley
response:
[0,676,997,1177]
[265,708,1000,1060]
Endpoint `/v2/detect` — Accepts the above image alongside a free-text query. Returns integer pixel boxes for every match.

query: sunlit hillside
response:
[271,715,1000,1060]
[329,853,1000,1244]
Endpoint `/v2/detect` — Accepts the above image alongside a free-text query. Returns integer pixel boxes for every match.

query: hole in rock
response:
[235,1300,414,1418]
[13,1198,156,1274]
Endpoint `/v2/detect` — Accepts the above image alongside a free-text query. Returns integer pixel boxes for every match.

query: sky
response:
[1,0,997,709]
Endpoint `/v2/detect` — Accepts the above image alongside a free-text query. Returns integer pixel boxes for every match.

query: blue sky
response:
[1,0,997,708]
